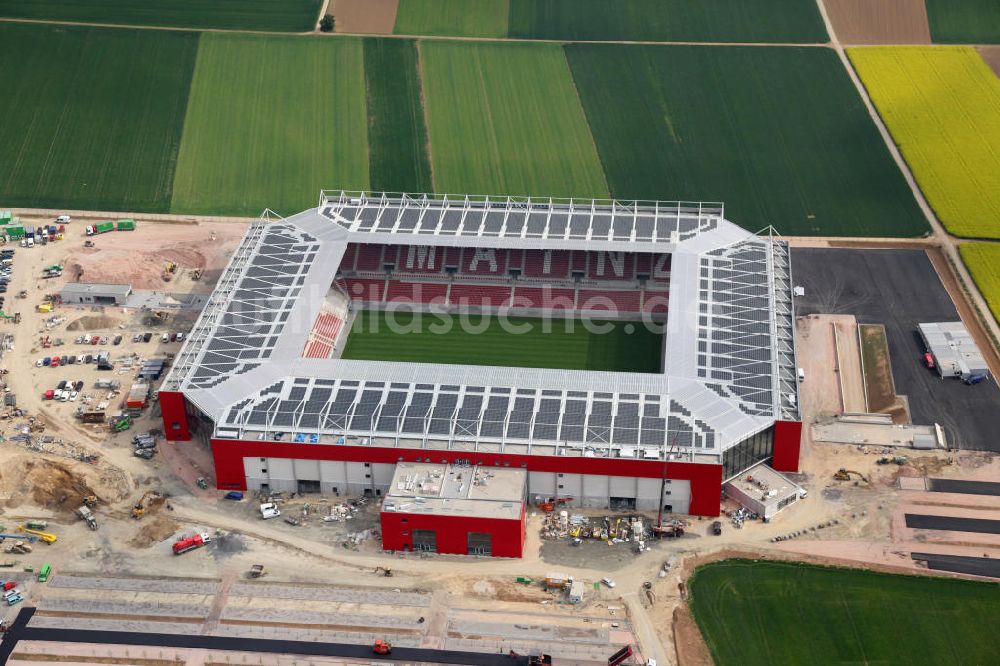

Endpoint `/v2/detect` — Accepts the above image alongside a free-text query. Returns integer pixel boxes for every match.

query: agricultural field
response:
[0,0,322,32]
[420,41,608,198]
[924,0,1000,44]
[391,0,826,42]
[566,44,926,236]
[850,47,1000,238]
[960,244,1000,324]
[394,0,508,38]
[0,24,196,212]
[690,560,1000,666]
[343,310,663,373]
[171,34,369,217]
[363,39,433,193]
[507,0,827,43]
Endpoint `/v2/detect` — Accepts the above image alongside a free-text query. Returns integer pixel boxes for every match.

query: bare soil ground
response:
[38,220,246,292]
[978,46,1000,78]
[824,0,931,45]
[859,323,907,419]
[330,0,398,34]
[834,317,867,413]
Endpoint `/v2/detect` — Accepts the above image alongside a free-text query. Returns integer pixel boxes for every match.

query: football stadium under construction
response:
[159,191,802,554]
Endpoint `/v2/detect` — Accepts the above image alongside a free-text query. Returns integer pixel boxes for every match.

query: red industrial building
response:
[159,192,803,539]
[380,462,527,557]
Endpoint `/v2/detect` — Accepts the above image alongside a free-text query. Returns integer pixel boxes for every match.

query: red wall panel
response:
[160,391,191,442]
[210,439,724,516]
[771,420,803,473]
[380,505,525,558]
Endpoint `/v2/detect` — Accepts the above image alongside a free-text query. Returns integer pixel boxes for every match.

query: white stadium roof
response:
[163,191,799,463]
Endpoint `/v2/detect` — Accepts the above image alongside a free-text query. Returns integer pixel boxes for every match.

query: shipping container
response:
[95,221,115,234]
[115,219,136,231]
[4,225,25,240]
[0,211,11,225]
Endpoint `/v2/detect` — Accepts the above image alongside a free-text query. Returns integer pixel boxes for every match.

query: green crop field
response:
[960,244,1000,324]
[925,0,1000,44]
[363,39,433,194]
[507,0,827,43]
[394,0,508,38]
[0,24,196,212]
[566,44,926,236]
[171,34,369,216]
[343,310,663,372]
[420,41,608,198]
[850,47,1000,238]
[0,0,322,32]
[690,560,1000,666]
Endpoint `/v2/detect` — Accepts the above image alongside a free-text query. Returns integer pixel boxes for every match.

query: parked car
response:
[90,335,99,345]
[601,577,616,588]
[113,335,122,345]
[143,332,152,343]
[56,380,66,390]
[132,333,142,343]
[712,521,723,536]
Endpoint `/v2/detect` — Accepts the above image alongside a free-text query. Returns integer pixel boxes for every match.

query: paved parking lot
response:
[792,248,1000,451]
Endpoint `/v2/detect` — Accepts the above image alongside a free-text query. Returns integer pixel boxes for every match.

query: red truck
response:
[172,532,211,555]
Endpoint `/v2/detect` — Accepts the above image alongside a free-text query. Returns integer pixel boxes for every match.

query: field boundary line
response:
[816,0,1000,362]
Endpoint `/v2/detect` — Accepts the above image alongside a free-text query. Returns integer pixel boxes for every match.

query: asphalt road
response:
[905,514,1000,535]
[911,552,1000,579]
[0,607,530,666]
[792,248,1000,451]
[928,478,1000,496]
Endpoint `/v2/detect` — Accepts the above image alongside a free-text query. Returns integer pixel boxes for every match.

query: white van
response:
[56,215,71,223]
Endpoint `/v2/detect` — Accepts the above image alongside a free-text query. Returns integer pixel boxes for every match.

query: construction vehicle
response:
[248,564,265,578]
[115,219,136,231]
[162,261,177,282]
[3,541,31,555]
[259,502,281,520]
[373,566,393,577]
[543,572,573,589]
[76,505,97,530]
[833,468,868,483]
[85,221,115,236]
[111,414,132,432]
[82,495,98,508]
[607,645,634,666]
[131,490,161,519]
[36,303,52,314]
[134,448,154,460]
[372,639,392,655]
[16,290,27,299]
[17,526,56,544]
[651,521,685,538]
[172,532,211,555]
[83,240,94,248]
[536,496,574,512]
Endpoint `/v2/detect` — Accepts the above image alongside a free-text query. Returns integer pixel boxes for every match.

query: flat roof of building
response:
[60,282,132,297]
[162,191,800,462]
[919,321,988,377]
[381,462,526,520]
[726,462,800,509]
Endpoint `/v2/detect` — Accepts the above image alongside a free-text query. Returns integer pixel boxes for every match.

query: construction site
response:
[0,207,996,666]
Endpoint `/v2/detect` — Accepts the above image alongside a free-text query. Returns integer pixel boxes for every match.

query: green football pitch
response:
[342,310,663,373]
[690,560,1000,666]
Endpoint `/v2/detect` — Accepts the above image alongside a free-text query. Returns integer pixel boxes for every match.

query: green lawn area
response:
[363,39,433,193]
[0,24,196,212]
[960,244,1000,324]
[0,0,322,31]
[343,310,662,372]
[508,0,827,43]
[565,44,926,236]
[420,41,608,198]
[849,47,1000,238]
[171,34,369,216]
[925,0,1000,44]
[394,0,509,38]
[690,560,1000,666]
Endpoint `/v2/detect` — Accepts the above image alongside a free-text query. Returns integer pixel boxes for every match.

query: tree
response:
[319,14,334,32]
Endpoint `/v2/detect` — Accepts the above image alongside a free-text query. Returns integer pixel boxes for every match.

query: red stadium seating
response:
[344,278,386,302]
[587,251,635,281]
[385,280,449,303]
[523,249,571,279]
[303,339,332,359]
[341,243,359,272]
[642,290,669,315]
[510,286,577,310]
[578,289,642,313]
[355,244,384,272]
[311,312,343,343]
[448,283,512,306]
[461,248,506,276]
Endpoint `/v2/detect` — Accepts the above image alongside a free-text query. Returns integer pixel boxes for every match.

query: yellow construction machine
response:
[17,526,57,544]
[131,490,162,519]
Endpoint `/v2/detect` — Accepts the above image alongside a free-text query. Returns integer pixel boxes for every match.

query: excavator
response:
[372,639,392,655]
[833,468,869,483]
[131,490,162,519]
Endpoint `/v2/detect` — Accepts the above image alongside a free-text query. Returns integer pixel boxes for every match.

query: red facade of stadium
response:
[380,507,526,558]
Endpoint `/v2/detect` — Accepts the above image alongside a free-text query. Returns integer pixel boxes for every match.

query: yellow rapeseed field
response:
[960,244,1000,325]
[849,47,1000,239]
